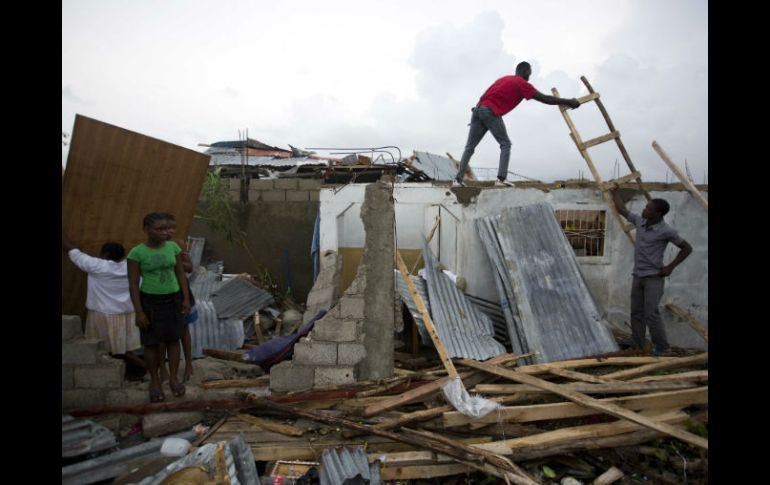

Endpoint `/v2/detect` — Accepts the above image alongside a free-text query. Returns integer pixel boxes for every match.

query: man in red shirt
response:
[453,62,580,187]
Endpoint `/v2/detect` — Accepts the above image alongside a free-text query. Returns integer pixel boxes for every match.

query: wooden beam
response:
[547,367,621,384]
[458,359,708,449]
[202,348,249,363]
[628,370,708,383]
[652,141,708,210]
[602,352,708,380]
[665,304,708,342]
[236,413,304,437]
[474,380,698,396]
[475,409,688,456]
[444,387,707,427]
[580,131,620,150]
[601,171,642,191]
[513,356,675,375]
[380,463,471,480]
[253,311,266,345]
[200,378,270,389]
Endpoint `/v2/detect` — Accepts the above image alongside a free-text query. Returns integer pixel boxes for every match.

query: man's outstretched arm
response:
[533,91,580,109]
[609,188,630,218]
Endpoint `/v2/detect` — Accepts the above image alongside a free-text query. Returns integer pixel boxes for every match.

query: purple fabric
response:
[244,309,327,371]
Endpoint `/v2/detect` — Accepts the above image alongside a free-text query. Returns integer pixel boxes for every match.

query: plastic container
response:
[160,437,192,457]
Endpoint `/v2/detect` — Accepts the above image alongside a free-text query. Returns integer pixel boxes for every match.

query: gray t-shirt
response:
[626,212,684,277]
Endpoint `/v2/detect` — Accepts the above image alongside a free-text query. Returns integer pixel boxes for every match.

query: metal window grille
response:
[554,210,607,257]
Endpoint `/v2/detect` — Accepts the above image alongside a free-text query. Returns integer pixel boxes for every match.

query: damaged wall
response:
[318,183,708,351]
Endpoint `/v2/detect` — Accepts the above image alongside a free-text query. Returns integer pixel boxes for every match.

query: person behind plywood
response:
[62,231,145,378]
[127,212,191,402]
[453,61,580,187]
[610,188,693,355]
[156,212,197,384]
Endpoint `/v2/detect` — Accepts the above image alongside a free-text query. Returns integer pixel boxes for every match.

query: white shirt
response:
[68,249,135,314]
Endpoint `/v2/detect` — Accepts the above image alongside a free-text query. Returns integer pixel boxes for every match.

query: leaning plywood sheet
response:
[62,115,210,318]
[422,241,505,361]
[478,203,618,363]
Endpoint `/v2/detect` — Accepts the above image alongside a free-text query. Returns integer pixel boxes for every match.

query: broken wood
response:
[512,356,676,375]
[548,367,621,384]
[355,377,410,398]
[458,359,708,449]
[253,311,266,345]
[602,352,708,380]
[236,413,304,437]
[474,380,698,396]
[200,377,270,389]
[592,466,624,485]
[443,387,707,427]
[202,348,249,363]
[238,392,539,485]
[652,141,708,210]
[191,416,227,447]
[475,409,688,456]
[69,399,254,417]
[665,303,708,342]
[628,370,708,383]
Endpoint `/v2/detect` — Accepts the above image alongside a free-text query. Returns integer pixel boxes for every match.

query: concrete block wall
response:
[245,178,322,203]
[62,315,126,411]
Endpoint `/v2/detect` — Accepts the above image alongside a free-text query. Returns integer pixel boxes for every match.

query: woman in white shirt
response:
[63,233,143,368]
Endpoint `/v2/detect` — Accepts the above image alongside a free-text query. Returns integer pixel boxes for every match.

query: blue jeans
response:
[630,275,669,352]
[455,105,512,182]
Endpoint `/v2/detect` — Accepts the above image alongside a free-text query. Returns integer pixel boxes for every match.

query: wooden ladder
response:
[552,76,650,243]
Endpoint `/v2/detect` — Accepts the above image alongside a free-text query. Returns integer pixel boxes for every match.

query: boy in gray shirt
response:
[611,188,693,355]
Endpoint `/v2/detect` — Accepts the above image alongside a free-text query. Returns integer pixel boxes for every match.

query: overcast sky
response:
[62,0,707,183]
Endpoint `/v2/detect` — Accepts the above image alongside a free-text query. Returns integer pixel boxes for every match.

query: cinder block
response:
[251,179,275,190]
[337,343,366,365]
[339,296,365,320]
[62,365,75,389]
[269,361,315,393]
[74,358,125,389]
[62,315,83,341]
[293,340,337,365]
[314,366,355,388]
[306,286,336,308]
[274,178,299,190]
[142,412,204,438]
[312,317,358,342]
[261,190,286,202]
[62,339,106,365]
[299,179,322,190]
[309,191,320,201]
[105,387,150,406]
[286,190,310,201]
[62,390,105,411]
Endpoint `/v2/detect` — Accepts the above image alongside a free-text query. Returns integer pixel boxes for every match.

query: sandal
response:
[150,387,165,403]
[170,381,186,397]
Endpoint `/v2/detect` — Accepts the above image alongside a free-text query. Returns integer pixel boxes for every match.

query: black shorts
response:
[139,292,185,346]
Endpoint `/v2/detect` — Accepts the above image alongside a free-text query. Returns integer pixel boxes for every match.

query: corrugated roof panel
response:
[189,300,245,358]
[62,415,117,458]
[188,237,205,273]
[422,242,506,361]
[394,270,432,346]
[412,151,459,181]
[210,276,275,319]
[320,447,380,485]
[478,203,619,363]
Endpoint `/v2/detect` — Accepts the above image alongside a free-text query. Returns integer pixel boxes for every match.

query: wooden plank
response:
[409,216,441,275]
[652,141,708,210]
[548,367,621,384]
[380,463,472,480]
[514,356,675,375]
[444,387,707,427]
[628,370,708,383]
[236,414,304,437]
[474,380,698,396]
[200,378,270,389]
[475,409,688,456]
[395,250,459,379]
[602,352,708,380]
[202,348,249,362]
[459,359,708,449]
[580,131,620,150]
[601,171,643,191]
[253,312,266,345]
[576,92,600,104]
[665,304,708,342]
[62,115,210,318]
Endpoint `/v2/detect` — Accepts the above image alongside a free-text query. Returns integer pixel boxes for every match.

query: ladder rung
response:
[601,171,642,191]
[580,131,620,150]
[577,93,600,104]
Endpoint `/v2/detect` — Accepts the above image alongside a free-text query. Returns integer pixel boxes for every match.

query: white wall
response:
[319,183,708,350]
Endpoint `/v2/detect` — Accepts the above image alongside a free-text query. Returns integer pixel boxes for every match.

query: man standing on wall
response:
[453,61,580,187]
[610,188,693,355]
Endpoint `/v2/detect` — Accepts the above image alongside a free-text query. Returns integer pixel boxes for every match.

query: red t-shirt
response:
[478,75,537,116]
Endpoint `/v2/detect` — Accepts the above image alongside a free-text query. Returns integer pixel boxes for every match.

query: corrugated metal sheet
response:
[188,237,205,273]
[422,241,506,360]
[62,415,117,458]
[189,266,224,301]
[412,151,460,181]
[477,203,619,363]
[189,300,245,358]
[210,276,275,319]
[394,270,432,346]
[62,115,210,318]
[208,151,326,167]
[320,447,381,485]
[465,294,511,347]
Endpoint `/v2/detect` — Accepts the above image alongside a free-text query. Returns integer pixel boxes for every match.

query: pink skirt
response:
[84,310,141,354]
